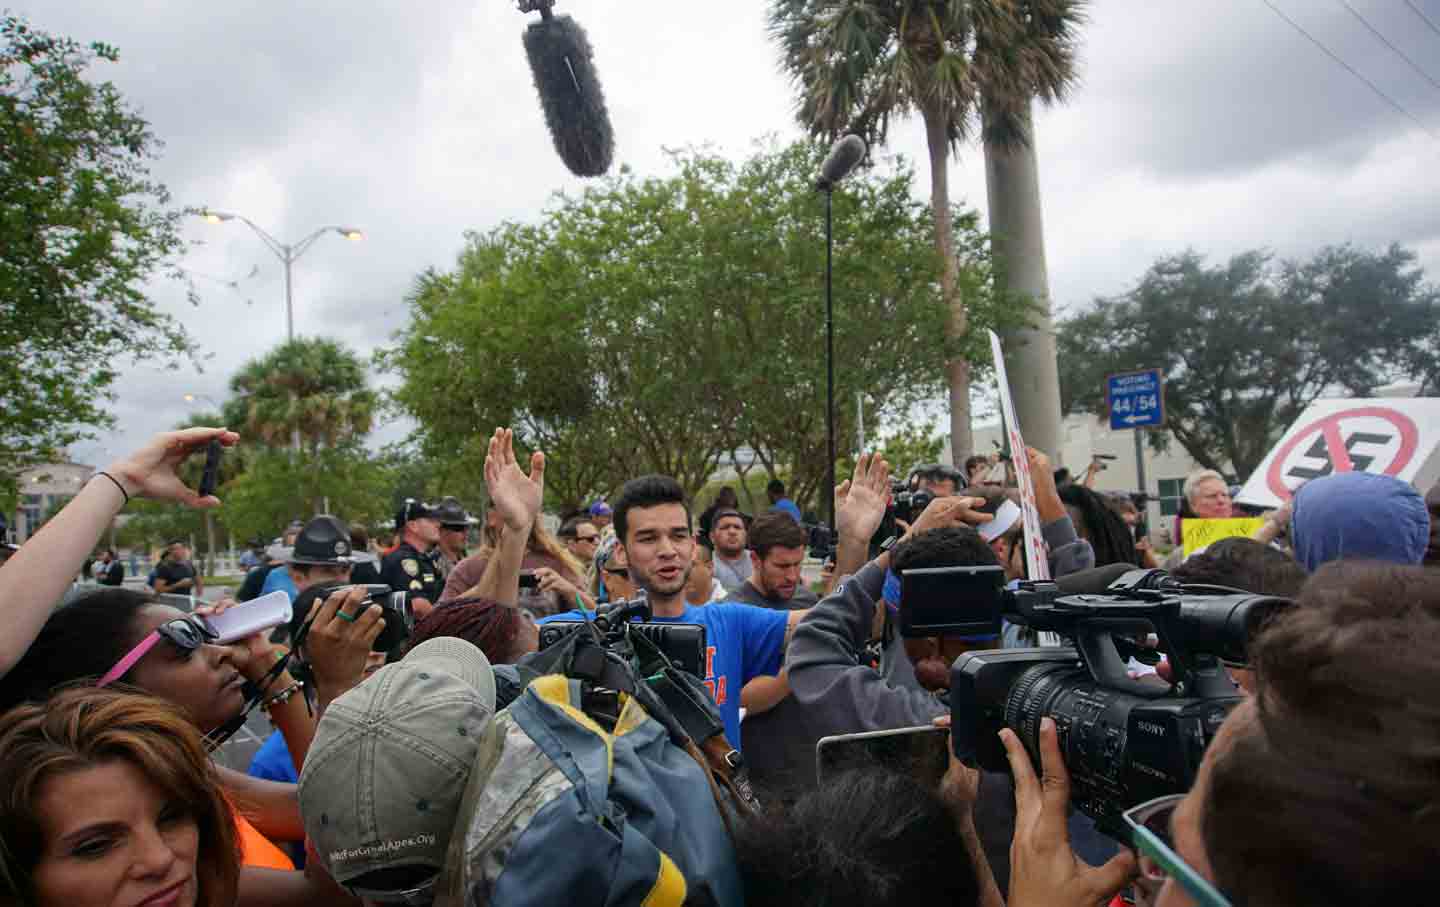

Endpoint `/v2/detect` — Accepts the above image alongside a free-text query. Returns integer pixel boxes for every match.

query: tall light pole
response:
[199,210,363,343]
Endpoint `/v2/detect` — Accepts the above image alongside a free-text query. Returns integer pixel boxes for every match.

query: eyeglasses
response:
[1123,795,1233,907]
[98,617,218,687]
[604,567,630,580]
[576,534,600,544]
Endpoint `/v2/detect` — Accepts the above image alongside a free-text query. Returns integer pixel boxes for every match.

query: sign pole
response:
[1133,426,1148,504]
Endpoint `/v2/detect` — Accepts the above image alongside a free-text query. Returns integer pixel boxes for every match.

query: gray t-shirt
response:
[723,579,818,612]
[712,552,753,593]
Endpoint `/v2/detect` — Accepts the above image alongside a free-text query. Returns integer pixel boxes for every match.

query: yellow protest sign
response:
[1182,518,1266,556]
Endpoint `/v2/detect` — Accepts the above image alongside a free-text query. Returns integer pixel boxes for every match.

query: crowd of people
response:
[0,422,1436,907]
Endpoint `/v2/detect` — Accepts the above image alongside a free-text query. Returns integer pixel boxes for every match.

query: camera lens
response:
[1003,661,1089,762]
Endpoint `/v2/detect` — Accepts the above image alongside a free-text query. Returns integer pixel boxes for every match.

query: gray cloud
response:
[20,0,1440,472]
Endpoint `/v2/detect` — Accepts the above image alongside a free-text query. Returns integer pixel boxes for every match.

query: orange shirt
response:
[235,811,296,871]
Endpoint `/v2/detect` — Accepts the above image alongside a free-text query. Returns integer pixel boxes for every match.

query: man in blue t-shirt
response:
[537,473,810,749]
[766,478,803,524]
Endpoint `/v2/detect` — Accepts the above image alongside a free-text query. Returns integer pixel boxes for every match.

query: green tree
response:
[769,0,1085,461]
[0,15,193,499]
[381,141,1020,514]
[877,422,947,475]
[1057,244,1439,478]
[224,338,377,454]
[218,444,392,544]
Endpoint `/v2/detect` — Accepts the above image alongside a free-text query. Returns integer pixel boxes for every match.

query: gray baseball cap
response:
[298,637,496,892]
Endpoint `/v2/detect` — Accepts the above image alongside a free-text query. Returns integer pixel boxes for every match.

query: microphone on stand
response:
[815,135,867,191]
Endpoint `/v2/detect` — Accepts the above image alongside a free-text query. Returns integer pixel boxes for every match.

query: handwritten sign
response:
[988,330,1050,580]
[1182,518,1266,556]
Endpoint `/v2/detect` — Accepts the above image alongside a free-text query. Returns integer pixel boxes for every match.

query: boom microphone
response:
[519,0,614,177]
[815,134,867,190]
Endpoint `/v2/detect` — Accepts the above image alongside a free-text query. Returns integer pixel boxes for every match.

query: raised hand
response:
[835,452,891,543]
[484,428,545,532]
[906,494,992,539]
[107,427,240,507]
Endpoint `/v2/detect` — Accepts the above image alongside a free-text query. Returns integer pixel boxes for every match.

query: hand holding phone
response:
[198,439,224,498]
[199,590,293,645]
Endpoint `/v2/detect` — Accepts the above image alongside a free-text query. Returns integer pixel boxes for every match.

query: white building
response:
[10,461,94,542]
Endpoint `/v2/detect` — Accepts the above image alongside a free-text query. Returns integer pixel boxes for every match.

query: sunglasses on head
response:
[98,617,218,688]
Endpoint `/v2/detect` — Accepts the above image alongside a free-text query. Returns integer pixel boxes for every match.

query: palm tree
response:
[770,0,1085,459]
[224,338,377,456]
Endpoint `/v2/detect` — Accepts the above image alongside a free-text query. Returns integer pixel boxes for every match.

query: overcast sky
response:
[22,0,1440,468]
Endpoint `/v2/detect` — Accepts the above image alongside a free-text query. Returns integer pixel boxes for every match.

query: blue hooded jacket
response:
[1291,472,1430,572]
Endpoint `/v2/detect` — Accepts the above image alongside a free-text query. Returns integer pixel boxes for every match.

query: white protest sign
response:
[1235,398,1440,509]
[988,330,1050,581]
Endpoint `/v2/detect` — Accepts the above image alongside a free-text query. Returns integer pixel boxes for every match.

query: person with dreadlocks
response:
[1057,483,1141,568]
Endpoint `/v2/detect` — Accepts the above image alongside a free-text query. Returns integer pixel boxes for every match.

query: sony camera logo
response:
[1137,720,1167,736]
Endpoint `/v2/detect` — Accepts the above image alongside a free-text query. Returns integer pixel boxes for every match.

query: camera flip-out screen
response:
[899,565,1006,638]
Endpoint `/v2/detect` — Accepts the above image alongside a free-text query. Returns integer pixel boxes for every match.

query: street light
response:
[198,210,364,342]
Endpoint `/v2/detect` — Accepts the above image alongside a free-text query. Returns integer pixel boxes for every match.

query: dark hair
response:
[1052,467,1071,486]
[766,478,785,496]
[407,598,523,665]
[732,768,980,907]
[963,455,989,475]
[748,511,807,560]
[890,526,999,574]
[349,523,370,551]
[613,475,690,545]
[0,687,241,907]
[716,486,738,507]
[1171,537,1308,595]
[1058,484,1139,568]
[1204,562,1440,905]
[0,588,154,711]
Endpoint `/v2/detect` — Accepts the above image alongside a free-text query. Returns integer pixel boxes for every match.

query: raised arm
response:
[460,428,545,607]
[0,427,237,677]
[834,452,891,581]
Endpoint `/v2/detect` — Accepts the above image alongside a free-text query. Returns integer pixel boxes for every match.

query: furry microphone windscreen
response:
[523,14,615,178]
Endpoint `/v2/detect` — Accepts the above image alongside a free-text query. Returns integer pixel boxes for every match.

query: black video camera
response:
[949,568,1292,838]
[298,583,416,654]
[537,595,707,680]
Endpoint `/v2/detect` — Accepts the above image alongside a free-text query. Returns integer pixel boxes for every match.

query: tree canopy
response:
[0,15,192,500]
[1057,244,1440,478]
[382,140,1021,512]
[223,338,378,454]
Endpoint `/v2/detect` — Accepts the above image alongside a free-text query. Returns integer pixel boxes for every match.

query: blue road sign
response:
[1107,369,1164,431]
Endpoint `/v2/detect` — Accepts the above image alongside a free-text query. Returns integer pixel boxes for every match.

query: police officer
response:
[430,496,474,580]
[380,499,442,619]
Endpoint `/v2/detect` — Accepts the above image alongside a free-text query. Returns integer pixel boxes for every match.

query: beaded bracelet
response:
[259,681,303,713]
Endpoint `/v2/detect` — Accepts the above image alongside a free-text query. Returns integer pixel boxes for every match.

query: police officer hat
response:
[432,496,476,530]
[395,498,438,532]
[289,515,353,566]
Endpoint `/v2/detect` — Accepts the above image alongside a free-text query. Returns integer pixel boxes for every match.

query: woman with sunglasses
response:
[998,560,1440,907]
[0,583,379,906]
[0,687,241,907]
